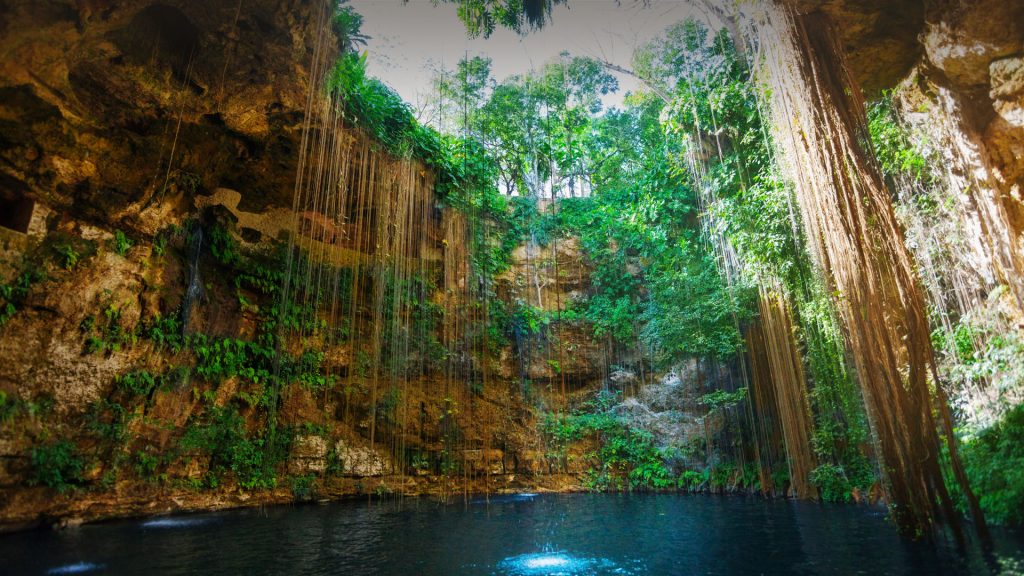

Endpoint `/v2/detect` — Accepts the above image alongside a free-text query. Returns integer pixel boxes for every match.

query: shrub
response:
[0,391,19,423]
[178,407,291,491]
[29,440,85,493]
[810,463,853,503]
[291,475,317,502]
[53,243,80,270]
[957,403,1024,524]
[85,398,131,445]
[0,270,42,327]
[134,449,161,481]
[112,230,134,256]
[116,370,158,397]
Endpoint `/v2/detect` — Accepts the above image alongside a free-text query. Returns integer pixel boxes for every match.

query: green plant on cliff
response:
[144,312,185,352]
[952,403,1024,524]
[867,94,930,184]
[209,224,239,267]
[178,406,292,490]
[85,398,132,446]
[80,301,139,355]
[699,387,747,413]
[333,0,369,53]
[0,391,19,423]
[0,269,41,328]
[46,233,97,272]
[291,474,318,502]
[53,243,80,270]
[29,440,85,493]
[111,230,134,256]
[541,394,678,492]
[116,370,159,398]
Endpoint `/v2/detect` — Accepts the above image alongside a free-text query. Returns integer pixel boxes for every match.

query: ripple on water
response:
[46,562,105,574]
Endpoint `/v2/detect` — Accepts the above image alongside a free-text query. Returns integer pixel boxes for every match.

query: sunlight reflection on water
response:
[496,551,638,575]
[140,517,213,529]
[46,562,105,574]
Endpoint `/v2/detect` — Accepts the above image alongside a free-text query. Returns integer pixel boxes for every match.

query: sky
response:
[349,0,703,121]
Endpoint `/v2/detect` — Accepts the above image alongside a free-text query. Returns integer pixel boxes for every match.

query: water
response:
[2,494,1022,575]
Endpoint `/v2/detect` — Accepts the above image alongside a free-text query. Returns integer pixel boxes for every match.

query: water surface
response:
[2,494,1022,575]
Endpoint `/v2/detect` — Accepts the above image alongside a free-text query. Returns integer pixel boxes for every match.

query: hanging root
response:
[754,2,986,539]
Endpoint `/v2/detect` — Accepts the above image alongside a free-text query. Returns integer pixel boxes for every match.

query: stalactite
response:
[755,4,984,537]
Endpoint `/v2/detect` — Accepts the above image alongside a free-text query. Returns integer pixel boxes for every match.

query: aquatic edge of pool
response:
[2,493,1022,575]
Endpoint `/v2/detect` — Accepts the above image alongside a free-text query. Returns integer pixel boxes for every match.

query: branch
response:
[595,59,671,104]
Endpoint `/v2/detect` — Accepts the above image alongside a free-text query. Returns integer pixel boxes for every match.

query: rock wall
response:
[0,0,623,531]
[795,0,1024,312]
[792,0,1024,428]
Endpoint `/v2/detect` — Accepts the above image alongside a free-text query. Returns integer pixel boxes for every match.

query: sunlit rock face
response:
[918,0,1024,304]
[795,0,1024,425]
[791,0,925,95]
[790,1,1024,260]
[922,0,1023,93]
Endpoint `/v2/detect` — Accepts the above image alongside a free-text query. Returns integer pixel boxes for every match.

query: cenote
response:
[3,0,1024,572]
[2,494,1022,575]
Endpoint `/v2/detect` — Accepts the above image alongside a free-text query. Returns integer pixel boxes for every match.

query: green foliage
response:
[932,299,1024,419]
[178,407,291,490]
[508,300,548,336]
[799,285,876,501]
[635,19,876,499]
[0,390,19,423]
[680,469,709,490]
[0,269,42,328]
[116,370,159,398]
[143,313,185,352]
[432,0,568,38]
[699,387,747,413]
[111,230,134,256]
[291,474,318,502]
[955,404,1024,524]
[332,0,368,53]
[53,243,80,270]
[152,233,168,258]
[191,335,266,384]
[80,301,138,355]
[86,398,131,445]
[650,21,801,289]
[48,233,96,271]
[328,53,423,158]
[810,461,874,503]
[134,448,162,481]
[209,224,239,267]
[375,387,401,426]
[29,440,84,493]
[867,95,930,183]
[542,392,684,492]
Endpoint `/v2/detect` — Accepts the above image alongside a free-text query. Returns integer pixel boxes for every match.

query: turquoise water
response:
[2,493,1022,575]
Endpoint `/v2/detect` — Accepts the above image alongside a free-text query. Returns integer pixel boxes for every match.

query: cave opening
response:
[114,4,201,81]
[0,190,35,234]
